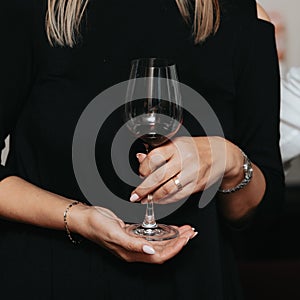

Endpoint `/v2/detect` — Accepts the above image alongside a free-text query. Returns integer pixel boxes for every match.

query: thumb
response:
[142,244,156,255]
[136,153,147,163]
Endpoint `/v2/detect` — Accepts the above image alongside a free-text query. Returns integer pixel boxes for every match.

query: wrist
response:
[219,149,253,194]
[66,201,90,236]
[221,147,244,188]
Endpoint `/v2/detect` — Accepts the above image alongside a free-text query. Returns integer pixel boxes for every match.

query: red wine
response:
[125,99,182,148]
[140,133,170,147]
[131,121,178,147]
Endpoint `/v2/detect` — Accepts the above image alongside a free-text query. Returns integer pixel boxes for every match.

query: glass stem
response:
[142,194,157,229]
[141,144,157,229]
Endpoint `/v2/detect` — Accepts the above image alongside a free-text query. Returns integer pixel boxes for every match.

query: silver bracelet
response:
[218,150,253,194]
[63,201,82,245]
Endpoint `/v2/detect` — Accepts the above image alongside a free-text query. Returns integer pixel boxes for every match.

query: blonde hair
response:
[46,0,220,47]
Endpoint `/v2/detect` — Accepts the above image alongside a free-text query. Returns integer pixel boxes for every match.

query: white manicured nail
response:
[192,232,198,238]
[136,153,146,162]
[143,245,155,255]
[130,193,139,202]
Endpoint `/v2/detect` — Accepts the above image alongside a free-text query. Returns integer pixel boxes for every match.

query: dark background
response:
[234,185,300,300]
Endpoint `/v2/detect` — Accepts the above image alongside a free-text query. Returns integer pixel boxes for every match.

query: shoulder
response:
[227,2,278,80]
[256,3,271,22]
[221,0,272,24]
[220,0,257,21]
[220,0,275,34]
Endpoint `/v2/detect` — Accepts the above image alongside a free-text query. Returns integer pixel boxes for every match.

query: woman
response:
[0,0,284,299]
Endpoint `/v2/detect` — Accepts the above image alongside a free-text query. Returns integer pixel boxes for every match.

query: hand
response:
[69,205,197,264]
[130,136,244,204]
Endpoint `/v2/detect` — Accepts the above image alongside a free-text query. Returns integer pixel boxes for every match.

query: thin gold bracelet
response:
[63,201,82,245]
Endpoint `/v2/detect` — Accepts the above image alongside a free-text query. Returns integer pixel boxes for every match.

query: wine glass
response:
[124,58,183,241]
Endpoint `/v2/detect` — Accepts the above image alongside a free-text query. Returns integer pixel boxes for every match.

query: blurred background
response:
[260,0,300,185]
[237,1,300,299]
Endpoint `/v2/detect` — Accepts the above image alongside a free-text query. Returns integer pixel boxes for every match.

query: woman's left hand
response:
[130,136,244,204]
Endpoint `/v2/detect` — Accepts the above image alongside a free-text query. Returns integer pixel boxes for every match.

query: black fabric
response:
[0,0,284,299]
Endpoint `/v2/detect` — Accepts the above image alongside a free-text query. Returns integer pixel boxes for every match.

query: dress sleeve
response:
[232,19,285,221]
[0,2,35,181]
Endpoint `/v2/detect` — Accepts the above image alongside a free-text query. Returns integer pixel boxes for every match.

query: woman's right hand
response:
[68,204,196,264]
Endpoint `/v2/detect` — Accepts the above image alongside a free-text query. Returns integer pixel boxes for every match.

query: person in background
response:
[257,3,300,168]
[280,67,300,167]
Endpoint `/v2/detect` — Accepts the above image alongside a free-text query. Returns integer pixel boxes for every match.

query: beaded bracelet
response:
[63,201,82,245]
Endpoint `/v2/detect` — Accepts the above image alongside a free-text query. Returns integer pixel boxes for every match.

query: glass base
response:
[125,223,179,241]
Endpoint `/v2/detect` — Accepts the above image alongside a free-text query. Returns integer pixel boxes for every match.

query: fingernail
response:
[184,238,190,245]
[143,245,155,255]
[192,232,198,239]
[136,153,146,162]
[139,175,145,179]
[130,193,139,202]
[192,227,195,231]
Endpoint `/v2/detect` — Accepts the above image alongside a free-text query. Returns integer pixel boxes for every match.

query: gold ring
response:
[173,178,183,191]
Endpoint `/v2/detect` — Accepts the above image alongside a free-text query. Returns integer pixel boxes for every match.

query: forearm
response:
[217,164,266,222]
[0,176,87,231]
[0,176,189,263]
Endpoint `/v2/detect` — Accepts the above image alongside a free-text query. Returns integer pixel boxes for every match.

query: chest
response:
[21,1,239,152]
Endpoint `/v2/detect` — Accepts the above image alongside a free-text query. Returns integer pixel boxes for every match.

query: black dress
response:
[0,0,284,299]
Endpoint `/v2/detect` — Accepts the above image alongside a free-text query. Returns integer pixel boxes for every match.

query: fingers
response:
[130,149,181,202]
[90,206,198,264]
[138,145,174,178]
[140,174,191,204]
[136,153,147,164]
[113,230,156,255]
[116,224,194,255]
[131,138,200,203]
[154,182,195,204]
[177,225,197,239]
[137,164,202,204]
[131,144,212,204]
[109,225,197,263]
[152,176,208,204]
[143,225,197,263]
